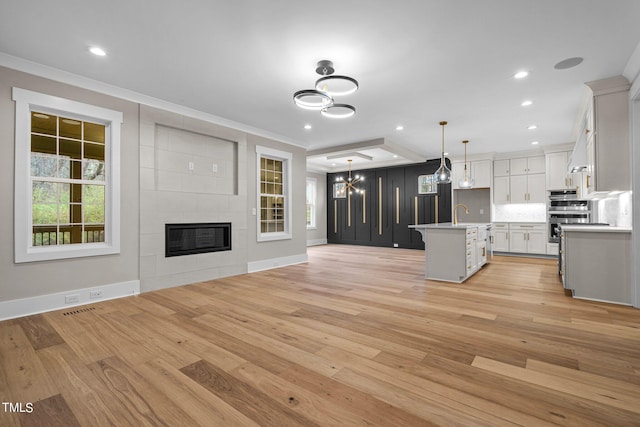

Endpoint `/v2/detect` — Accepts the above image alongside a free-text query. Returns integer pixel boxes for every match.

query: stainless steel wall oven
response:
[547,190,591,243]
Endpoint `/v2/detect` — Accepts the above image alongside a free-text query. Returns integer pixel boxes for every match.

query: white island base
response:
[409,223,491,283]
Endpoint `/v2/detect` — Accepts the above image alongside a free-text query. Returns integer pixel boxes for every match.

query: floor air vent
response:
[63,306,96,316]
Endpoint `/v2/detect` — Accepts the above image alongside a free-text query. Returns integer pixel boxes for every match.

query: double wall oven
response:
[547,190,591,243]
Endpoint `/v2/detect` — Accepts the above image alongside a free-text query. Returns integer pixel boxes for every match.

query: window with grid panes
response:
[30,112,106,246]
[13,88,122,262]
[260,157,285,233]
[256,145,292,242]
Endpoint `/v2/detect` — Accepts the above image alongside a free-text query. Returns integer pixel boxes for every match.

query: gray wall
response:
[247,134,308,264]
[453,188,491,223]
[0,66,140,302]
[1,65,309,308]
[306,170,327,245]
[138,105,249,292]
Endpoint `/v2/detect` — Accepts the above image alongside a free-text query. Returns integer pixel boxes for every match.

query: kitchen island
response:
[409,223,491,283]
[560,225,632,305]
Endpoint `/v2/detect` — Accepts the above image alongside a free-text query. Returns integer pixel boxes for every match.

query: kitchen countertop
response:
[561,225,631,233]
[409,222,491,230]
[494,221,546,224]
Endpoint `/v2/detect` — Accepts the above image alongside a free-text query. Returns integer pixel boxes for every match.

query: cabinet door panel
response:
[353,171,372,243]
[493,159,510,177]
[493,176,510,204]
[527,156,546,174]
[546,151,569,190]
[471,160,491,188]
[370,170,393,245]
[510,175,528,203]
[528,230,547,254]
[510,157,528,175]
[389,168,411,247]
[509,230,527,253]
[527,174,546,203]
[451,162,465,190]
[493,230,509,252]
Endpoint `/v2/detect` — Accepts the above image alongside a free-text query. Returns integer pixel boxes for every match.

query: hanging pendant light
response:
[434,121,451,184]
[458,140,475,188]
[336,159,363,195]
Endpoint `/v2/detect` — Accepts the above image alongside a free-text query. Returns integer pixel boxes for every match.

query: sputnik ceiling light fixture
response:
[458,140,474,189]
[293,60,358,119]
[335,159,363,195]
[434,121,452,184]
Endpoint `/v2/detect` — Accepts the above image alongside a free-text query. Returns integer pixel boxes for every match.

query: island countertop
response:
[409,222,492,230]
[560,225,631,233]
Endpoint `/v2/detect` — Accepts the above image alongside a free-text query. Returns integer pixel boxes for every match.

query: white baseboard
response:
[0,280,140,321]
[247,253,308,273]
[307,238,327,247]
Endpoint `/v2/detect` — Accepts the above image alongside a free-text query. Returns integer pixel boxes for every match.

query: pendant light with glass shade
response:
[458,140,475,188]
[434,121,451,184]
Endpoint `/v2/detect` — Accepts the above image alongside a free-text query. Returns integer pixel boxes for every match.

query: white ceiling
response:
[1,1,640,172]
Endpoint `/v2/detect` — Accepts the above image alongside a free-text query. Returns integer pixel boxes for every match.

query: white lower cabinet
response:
[492,223,546,255]
[491,223,509,252]
[509,223,546,254]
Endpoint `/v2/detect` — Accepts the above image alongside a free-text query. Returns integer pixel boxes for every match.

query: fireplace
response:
[165,223,231,257]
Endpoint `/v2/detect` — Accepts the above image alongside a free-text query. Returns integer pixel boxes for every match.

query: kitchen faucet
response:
[453,203,469,225]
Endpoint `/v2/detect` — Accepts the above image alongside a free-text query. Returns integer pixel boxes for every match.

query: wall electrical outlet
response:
[188,161,195,171]
[65,294,80,304]
[212,163,218,173]
[90,290,103,299]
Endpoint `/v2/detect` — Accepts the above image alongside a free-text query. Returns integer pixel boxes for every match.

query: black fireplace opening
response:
[165,223,231,257]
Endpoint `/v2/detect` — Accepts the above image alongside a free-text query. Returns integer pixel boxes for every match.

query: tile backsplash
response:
[593,191,632,227]
[493,203,546,223]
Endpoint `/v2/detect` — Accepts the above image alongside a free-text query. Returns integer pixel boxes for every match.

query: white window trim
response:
[256,145,292,242]
[306,177,317,230]
[12,87,123,262]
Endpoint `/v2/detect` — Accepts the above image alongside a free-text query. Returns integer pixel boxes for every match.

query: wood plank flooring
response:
[1,244,639,426]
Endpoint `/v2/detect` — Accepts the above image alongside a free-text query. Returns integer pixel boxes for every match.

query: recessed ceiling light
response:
[89,46,106,56]
[514,70,529,79]
[304,124,312,130]
[521,100,533,107]
[527,125,537,130]
[531,141,539,145]
[395,125,404,131]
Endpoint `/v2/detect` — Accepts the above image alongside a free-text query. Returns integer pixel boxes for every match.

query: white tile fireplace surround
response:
[139,105,248,292]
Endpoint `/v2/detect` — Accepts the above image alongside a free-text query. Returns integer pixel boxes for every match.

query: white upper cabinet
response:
[509,174,544,203]
[584,76,631,194]
[510,156,545,175]
[546,151,570,190]
[493,159,510,177]
[451,162,466,190]
[494,155,545,204]
[471,160,492,188]
[452,159,492,189]
[493,176,510,204]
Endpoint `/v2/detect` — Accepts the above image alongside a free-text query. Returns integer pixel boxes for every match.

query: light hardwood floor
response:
[1,245,639,426]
